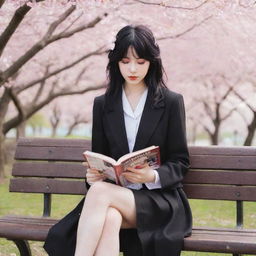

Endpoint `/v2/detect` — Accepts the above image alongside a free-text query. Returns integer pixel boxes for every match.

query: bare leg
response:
[94,207,122,256]
[74,182,136,256]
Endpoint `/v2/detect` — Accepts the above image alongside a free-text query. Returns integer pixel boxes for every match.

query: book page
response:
[84,151,117,166]
[84,155,118,183]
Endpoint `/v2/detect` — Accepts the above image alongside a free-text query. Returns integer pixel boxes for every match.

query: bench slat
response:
[10,178,87,195]
[184,228,256,254]
[190,155,256,170]
[15,146,86,161]
[12,163,256,186]
[14,138,256,170]
[12,162,86,178]
[189,146,256,156]
[184,184,256,201]
[15,148,256,170]
[17,138,91,148]
[17,138,256,156]
[9,178,256,201]
[183,170,256,185]
[0,216,255,254]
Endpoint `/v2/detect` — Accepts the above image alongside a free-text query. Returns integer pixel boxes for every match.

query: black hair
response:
[106,24,167,106]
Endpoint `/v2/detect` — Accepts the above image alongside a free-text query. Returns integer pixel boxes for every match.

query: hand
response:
[121,162,155,184]
[82,162,106,185]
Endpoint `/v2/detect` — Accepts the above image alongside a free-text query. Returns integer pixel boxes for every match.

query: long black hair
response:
[106,24,167,106]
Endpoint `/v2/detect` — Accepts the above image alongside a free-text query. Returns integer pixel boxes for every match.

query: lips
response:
[128,76,138,80]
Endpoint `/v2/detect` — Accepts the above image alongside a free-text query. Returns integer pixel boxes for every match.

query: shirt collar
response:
[122,87,148,118]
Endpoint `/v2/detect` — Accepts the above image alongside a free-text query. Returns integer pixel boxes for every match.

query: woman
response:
[44,24,192,256]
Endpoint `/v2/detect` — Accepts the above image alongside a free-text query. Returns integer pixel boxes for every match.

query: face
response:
[118,46,150,87]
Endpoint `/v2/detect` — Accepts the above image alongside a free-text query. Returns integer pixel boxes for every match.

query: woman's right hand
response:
[82,162,106,185]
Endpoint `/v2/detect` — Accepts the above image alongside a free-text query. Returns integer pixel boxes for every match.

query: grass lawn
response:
[0,177,256,256]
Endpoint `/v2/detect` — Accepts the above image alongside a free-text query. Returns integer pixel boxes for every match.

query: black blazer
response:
[43,86,192,256]
[92,87,190,190]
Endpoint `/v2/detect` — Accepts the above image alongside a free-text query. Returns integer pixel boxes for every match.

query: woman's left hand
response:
[121,163,155,184]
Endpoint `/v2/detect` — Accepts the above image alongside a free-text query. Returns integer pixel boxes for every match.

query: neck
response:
[123,82,147,96]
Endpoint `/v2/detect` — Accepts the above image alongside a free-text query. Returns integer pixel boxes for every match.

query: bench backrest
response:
[10,138,256,202]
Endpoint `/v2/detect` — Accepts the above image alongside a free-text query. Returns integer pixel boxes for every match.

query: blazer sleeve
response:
[85,96,110,189]
[91,96,110,155]
[156,94,190,190]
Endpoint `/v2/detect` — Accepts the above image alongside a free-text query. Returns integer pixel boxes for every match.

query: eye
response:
[137,59,146,65]
[121,58,129,64]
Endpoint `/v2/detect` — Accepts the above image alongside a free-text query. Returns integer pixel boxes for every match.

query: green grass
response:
[0,178,256,256]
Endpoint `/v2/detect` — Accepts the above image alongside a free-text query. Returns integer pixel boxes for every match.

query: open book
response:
[83,146,160,187]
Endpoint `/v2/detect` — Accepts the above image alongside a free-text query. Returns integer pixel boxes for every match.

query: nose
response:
[129,62,137,73]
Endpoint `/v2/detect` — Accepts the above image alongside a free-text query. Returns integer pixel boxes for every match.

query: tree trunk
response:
[244,112,256,146]
[0,130,5,178]
[51,125,58,137]
[0,89,11,178]
[211,131,218,145]
[66,124,76,137]
[16,121,26,140]
[210,123,219,145]
[191,123,197,145]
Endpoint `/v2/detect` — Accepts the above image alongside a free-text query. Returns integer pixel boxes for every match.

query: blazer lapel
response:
[133,91,165,151]
[105,87,166,155]
[105,90,130,156]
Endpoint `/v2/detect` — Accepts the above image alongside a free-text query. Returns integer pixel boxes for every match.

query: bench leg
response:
[10,239,32,256]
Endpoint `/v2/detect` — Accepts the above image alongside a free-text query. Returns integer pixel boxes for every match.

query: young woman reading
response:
[44,24,192,256]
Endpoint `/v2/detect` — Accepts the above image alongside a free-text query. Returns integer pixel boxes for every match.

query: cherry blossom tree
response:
[1,0,256,179]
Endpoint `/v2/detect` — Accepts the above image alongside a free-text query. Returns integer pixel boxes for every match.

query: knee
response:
[105,207,122,230]
[86,182,110,204]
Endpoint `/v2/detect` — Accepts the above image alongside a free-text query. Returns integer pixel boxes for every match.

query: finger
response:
[86,173,105,179]
[122,172,138,180]
[82,162,89,167]
[87,168,102,174]
[125,167,141,174]
[134,162,148,169]
[123,176,139,183]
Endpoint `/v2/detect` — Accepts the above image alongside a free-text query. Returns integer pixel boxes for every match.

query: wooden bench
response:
[0,137,256,256]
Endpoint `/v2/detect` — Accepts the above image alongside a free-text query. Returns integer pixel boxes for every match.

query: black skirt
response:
[43,186,192,256]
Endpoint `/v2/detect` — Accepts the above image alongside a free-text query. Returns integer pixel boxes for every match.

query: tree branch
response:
[0,5,75,87]
[0,7,107,88]
[74,65,88,86]
[0,0,6,8]
[66,113,87,136]
[0,5,30,57]
[239,0,256,8]
[202,101,214,120]
[60,11,83,34]
[16,46,107,93]
[221,106,238,121]
[232,88,255,112]
[133,0,209,10]
[157,15,213,40]
[5,87,25,122]
[0,0,45,57]
[3,83,106,134]
[188,115,212,136]
[31,64,51,103]
[48,16,104,44]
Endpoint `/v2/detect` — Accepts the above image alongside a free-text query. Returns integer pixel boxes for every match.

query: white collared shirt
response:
[122,87,161,190]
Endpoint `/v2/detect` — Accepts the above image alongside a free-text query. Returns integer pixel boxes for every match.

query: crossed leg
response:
[74,181,137,256]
